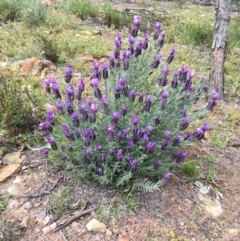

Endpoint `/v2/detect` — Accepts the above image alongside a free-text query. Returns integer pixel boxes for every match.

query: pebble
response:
[86,218,107,233]
[228,228,238,237]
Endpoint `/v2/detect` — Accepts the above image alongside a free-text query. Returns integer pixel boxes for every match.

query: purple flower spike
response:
[101,96,110,115]
[66,85,75,102]
[128,36,135,54]
[90,78,99,87]
[159,171,171,187]
[106,124,115,141]
[202,123,210,132]
[161,131,171,150]
[193,128,204,140]
[52,84,61,99]
[56,101,64,114]
[67,143,73,152]
[171,68,179,89]
[127,140,134,152]
[145,141,157,155]
[117,149,123,161]
[200,77,206,84]
[101,154,106,163]
[132,15,141,37]
[93,61,99,70]
[150,54,162,68]
[116,131,122,143]
[175,151,188,163]
[115,85,121,99]
[46,109,54,125]
[102,62,109,79]
[166,48,176,64]
[160,90,169,110]
[172,135,184,146]
[66,100,74,115]
[158,31,165,48]
[42,148,49,158]
[78,103,88,121]
[139,93,144,102]
[143,94,152,112]
[44,79,51,93]
[129,159,138,172]
[109,148,115,156]
[96,144,102,152]
[142,33,149,50]
[155,116,162,125]
[130,89,137,102]
[159,67,170,87]
[153,160,162,168]
[76,77,84,101]
[97,167,103,176]
[123,128,129,138]
[62,153,67,161]
[119,77,127,86]
[184,132,193,141]
[153,22,162,40]
[112,111,121,124]
[180,117,191,130]
[114,40,121,59]
[146,124,153,135]
[65,66,74,83]
[121,104,128,116]
[206,91,219,111]
[47,137,57,150]
[85,149,92,158]
[128,36,135,44]
[131,115,139,126]
[71,112,79,127]
[142,133,149,143]
[135,40,143,57]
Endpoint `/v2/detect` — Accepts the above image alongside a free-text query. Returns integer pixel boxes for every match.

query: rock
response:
[70,221,79,228]
[198,186,223,218]
[7,199,20,209]
[13,176,21,184]
[23,201,33,210]
[7,184,21,195]
[86,218,107,233]
[228,229,238,237]
[0,164,21,182]
[105,229,113,240]
[37,211,47,220]
[42,223,57,235]
[42,59,57,71]
[20,216,29,228]
[2,152,22,165]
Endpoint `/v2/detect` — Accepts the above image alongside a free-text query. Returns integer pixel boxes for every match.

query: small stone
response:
[105,229,113,240]
[180,222,184,226]
[23,201,33,210]
[7,199,20,209]
[13,176,21,184]
[20,216,29,228]
[228,229,238,237]
[34,202,41,208]
[86,218,106,233]
[42,223,57,235]
[70,221,79,228]
[7,185,21,195]
[37,211,47,220]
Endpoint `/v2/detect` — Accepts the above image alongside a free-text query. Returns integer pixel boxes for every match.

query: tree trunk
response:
[209,0,231,99]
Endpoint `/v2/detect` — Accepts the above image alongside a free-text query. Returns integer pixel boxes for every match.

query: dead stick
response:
[23,176,63,199]
[53,207,97,232]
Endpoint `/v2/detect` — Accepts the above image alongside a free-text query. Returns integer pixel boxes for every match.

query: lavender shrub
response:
[40,16,218,192]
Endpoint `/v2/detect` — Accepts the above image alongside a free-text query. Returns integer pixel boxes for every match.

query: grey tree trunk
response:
[209,0,231,99]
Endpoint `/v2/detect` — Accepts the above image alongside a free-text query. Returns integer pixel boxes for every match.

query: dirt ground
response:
[1,102,240,241]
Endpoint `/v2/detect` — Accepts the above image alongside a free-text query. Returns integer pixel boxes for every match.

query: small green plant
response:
[0,197,8,213]
[0,69,46,137]
[50,187,73,215]
[180,160,200,178]
[206,164,216,182]
[0,216,24,241]
[0,0,20,22]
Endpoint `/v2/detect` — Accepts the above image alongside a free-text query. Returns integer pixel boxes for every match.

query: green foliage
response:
[0,216,24,241]
[50,187,73,215]
[0,0,20,22]
[0,69,45,137]
[0,197,8,213]
[228,16,240,48]
[180,160,200,178]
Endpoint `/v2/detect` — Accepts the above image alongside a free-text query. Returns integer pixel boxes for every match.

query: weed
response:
[0,197,8,213]
[180,160,200,178]
[0,0,20,22]
[50,187,73,215]
[206,164,216,182]
[0,216,24,241]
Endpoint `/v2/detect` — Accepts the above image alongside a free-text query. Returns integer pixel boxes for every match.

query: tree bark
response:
[209,0,231,99]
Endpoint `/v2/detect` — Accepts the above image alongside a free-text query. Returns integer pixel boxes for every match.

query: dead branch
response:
[22,176,63,199]
[53,207,97,232]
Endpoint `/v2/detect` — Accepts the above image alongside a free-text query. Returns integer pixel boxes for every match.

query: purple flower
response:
[144,141,157,155]
[139,93,144,102]
[159,66,170,87]
[135,40,143,57]
[46,109,54,124]
[132,15,141,37]
[106,124,115,141]
[101,154,106,162]
[66,85,75,102]
[71,112,79,127]
[130,89,137,102]
[42,148,49,157]
[119,77,127,86]
[179,65,189,82]
[143,94,152,112]
[117,149,123,161]
[131,115,139,126]
[56,101,64,114]
[65,66,74,83]
[109,148,115,156]
[184,132,193,141]
[150,54,162,68]
[153,22,162,40]
[172,135,184,146]
[89,102,98,123]
[193,128,204,140]
[102,63,109,79]
[129,159,138,172]
[82,128,90,146]
[123,50,131,70]
[115,85,121,99]
[67,143,73,152]
[153,160,162,168]
[127,140,134,152]
[52,84,61,99]
[128,36,135,44]
[183,70,195,92]
[200,77,206,84]
[166,48,176,64]
[155,116,162,125]
[101,96,110,115]
[66,100,74,115]
[114,40,121,59]
[142,33,149,50]
[78,103,88,121]
[89,128,96,141]
[160,90,169,110]
[62,124,70,132]
[171,68,179,89]
[65,131,75,141]
[180,117,191,130]
[142,133,149,143]
[90,78,99,87]
[97,167,103,176]
[62,153,67,160]
[202,123,210,132]
[75,130,80,139]
[159,171,171,186]
[173,151,188,163]
[146,124,153,135]
[47,137,57,150]
[121,104,128,116]
[85,149,92,158]
[39,122,53,134]
[112,111,121,124]
[206,91,220,111]
[91,78,102,99]
[161,131,171,150]
[123,128,129,138]
[158,31,165,48]
[128,36,135,54]
[76,77,84,101]
[44,79,51,93]
[116,131,122,143]
[96,144,102,152]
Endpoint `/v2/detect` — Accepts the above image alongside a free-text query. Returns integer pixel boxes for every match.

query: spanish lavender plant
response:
[41,16,218,193]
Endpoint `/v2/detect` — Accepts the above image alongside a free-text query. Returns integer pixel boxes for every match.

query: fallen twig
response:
[53,207,97,232]
[231,143,240,148]
[23,176,63,199]
[25,143,46,151]
[59,230,68,241]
